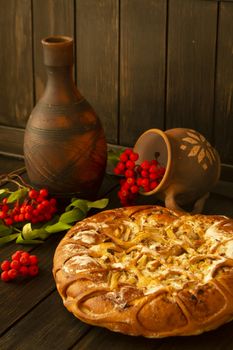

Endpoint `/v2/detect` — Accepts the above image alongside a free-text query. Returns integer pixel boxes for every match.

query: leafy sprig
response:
[0,184,108,246]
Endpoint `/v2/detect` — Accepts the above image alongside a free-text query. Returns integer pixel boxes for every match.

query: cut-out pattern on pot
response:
[180,130,216,171]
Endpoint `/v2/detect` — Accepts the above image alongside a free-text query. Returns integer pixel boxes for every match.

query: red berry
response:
[1,271,10,282]
[149,165,157,173]
[18,214,25,222]
[10,260,21,270]
[2,204,9,212]
[24,213,32,221]
[32,209,39,217]
[114,167,121,175]
[150,159,158,166]
[25,205,33,213]
[121,181,130,190]
[124,148,133,155]
[125,169,134,178]
[125,160,135,169]
[4,217,13,226]
[141,170,149,178]
[137,178,143,187]
[19,265,29,277]
[20,205,26,214]
[2,198,8,204]
[121,189,129,197]
[150,181,158,190]
[117,162,125,172]
[141,160,150,170]
[141,178,149,188]
[119,153,128,162]
[39,188,48,198]
[149,172,158,180]
[36,196,44,203]
[49,198,57,206]
[13,215,20,222]
[130,185,139,194]
[0,211,6,219]
[12,251,23,261]
[8,269,18,280]
[20,254,30,266]
[28,265,39,277]
[37,203,45,213]
[29,255,38,265]
[21,252,30,259]
[1,260,10,271]
[126,177,135,185]
[29,189,38,199]
[41,200,49,208]
[129,152,139,161]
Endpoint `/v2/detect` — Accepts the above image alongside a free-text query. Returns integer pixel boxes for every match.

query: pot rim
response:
[42,36,73,46]
[133,128,172,196]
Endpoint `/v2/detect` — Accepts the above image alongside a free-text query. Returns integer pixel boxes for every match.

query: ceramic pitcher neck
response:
[41,65,82,104]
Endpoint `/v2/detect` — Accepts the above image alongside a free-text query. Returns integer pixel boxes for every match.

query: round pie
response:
[53,205,233,337]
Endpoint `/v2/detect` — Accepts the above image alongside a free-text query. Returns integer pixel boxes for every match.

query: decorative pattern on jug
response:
[180,130,217,170]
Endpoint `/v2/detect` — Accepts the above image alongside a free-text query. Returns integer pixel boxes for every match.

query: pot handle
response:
[165,190,209,214]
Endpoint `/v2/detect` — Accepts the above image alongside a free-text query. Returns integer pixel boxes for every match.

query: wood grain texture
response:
[120,0,167,146]
[166,0,217,142]
[0,292,90,350]
[214,2,233,165]
[72,316,233,350]
[0,126,24,156]
[76,0,119,144]
[73,327,162,350]
[0,0,33,127]
[33,0,74,101]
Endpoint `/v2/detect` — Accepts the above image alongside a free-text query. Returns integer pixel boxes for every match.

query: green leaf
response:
[0,224,13,237]
[86,198,109,210]
[107,148,124,166]
[60,208,86,224]
[65,199,88,213]
[45,222,71,234]
[22,223,32,238]
[0,189,9,195]
[0,188,10,200]
[7,187,28,203]
[22,223,48,240]
[0,233,19,246]
[16,235,43,245]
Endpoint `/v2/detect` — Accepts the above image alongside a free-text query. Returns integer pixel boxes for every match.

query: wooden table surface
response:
[0,155,233,350]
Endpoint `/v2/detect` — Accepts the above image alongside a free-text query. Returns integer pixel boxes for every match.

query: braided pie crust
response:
[53,205,233,337]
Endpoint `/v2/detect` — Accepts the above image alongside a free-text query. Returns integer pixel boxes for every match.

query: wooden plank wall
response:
[0,0,232,177]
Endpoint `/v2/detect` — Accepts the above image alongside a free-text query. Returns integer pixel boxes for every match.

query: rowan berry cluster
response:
[0,188,57,226]
[114,149,166,206]
[1,250,39,282]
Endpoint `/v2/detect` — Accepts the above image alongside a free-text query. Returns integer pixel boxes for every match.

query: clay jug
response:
[24,36,107,198]
[134,128,221,213]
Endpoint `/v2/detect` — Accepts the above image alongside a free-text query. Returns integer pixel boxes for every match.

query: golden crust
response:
[53,205,233,337]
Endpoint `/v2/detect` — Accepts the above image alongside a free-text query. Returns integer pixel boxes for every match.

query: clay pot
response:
[24,36,107,198]
[133,128,221,213]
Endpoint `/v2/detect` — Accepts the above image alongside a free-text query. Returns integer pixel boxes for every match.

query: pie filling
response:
[61,208,233,294]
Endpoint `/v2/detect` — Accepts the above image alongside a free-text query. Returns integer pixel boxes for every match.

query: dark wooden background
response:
[0,0,232,178]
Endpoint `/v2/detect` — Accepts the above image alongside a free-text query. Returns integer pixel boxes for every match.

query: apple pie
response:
[53,205,233,337]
